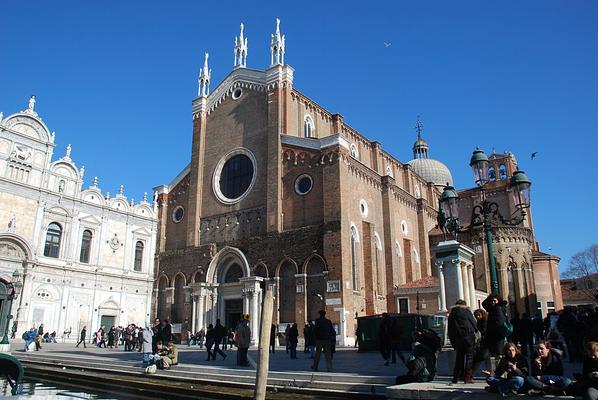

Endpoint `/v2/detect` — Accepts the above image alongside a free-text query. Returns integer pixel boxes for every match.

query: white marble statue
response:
[28,95,36,112]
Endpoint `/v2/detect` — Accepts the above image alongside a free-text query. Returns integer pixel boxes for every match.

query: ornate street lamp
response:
[0,269,23,346]
[438,148,532,295]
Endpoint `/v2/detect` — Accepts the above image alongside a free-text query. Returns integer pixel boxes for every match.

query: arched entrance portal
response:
[192,247,263,344]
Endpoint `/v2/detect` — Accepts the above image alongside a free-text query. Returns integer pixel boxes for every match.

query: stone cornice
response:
[192,66,294,118]
[281,134,349,151]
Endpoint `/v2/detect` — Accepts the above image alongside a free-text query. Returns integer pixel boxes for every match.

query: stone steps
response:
[16,352,392,397]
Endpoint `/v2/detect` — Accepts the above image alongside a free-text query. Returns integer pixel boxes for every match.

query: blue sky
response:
[1,1,596,272]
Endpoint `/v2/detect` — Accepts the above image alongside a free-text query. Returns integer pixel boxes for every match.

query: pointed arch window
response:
[350,225,360,290]
[303,115,314,138]
[499,164,507,180]
[80,230,93,263]
[44,222,62,258]
[488,166,496,181]
[134,241,144,271]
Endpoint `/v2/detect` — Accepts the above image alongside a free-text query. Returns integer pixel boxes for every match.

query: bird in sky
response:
[384,42,391,47]
[531,151,538,160]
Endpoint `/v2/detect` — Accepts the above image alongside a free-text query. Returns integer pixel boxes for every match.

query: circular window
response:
[172,206,184,223]
[232,88,243,100]
[213,148,257,204]
[401,220,409,235]
[359,199,369,217]
[294,174,313,195]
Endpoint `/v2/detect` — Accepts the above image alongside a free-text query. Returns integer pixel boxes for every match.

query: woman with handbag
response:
[448,299,478,384]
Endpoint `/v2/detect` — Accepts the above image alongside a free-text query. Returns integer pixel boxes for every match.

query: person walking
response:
[448,300,478,384]
[379,313,393,366]
[212,319,227,360]
[76,326,87,348]
[235,315,251,366]
[310,310,333,372]
[482,294,509,356]
[288,323,299,359]
[205,324,215,361]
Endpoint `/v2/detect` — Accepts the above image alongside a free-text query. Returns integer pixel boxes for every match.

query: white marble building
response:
[0,97,157,338]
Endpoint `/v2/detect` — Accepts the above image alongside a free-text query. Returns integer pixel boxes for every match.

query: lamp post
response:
[0,269,23,346]
[438,148,531,295]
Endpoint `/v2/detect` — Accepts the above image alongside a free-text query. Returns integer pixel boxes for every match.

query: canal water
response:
[0,376,116,399]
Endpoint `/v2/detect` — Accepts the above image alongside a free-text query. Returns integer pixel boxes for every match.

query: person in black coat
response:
[161,319,172,345]
[448,300,478,383]
[76,326,87,348]
[379,313,393,366]
[152,318,162,354]
[212,319,227,360]
[288,323,299,359]
[525,340,571,395]
[482,294,509,356]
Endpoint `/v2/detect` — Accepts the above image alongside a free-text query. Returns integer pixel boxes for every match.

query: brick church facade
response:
[153,21,443,345]
[153,20,562,344]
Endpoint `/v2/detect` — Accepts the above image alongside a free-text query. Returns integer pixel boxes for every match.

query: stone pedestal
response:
[432,240,476,311]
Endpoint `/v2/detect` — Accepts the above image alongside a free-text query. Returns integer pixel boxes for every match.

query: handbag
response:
[502,321,513,336]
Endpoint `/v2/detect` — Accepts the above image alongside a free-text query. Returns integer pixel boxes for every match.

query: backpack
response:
[22,332,27,340]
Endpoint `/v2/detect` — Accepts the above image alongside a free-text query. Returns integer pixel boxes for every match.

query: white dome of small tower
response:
[407,117,453,188]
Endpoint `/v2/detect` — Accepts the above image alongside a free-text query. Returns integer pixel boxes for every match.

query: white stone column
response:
[461,262,470,304]
[438,265,447,312]
[243,291,250,316]
[197,292,205,331]
[467,265,477,309]
[191,296,197,332]
[456,261,464,302]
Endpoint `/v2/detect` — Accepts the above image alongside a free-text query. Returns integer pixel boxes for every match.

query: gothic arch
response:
[171,272,187,288]
[301,253,327,274]
[191,269,204,283]
[206,246,251,284]
[157,274,169,287]
[253,262,269,278]
[275,256,298,277]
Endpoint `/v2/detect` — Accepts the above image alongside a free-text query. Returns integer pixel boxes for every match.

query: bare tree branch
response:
[563,244,598,302]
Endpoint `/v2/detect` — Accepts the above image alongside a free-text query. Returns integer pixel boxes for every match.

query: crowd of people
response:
[442,294,598,399]
[23,297,598,398]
